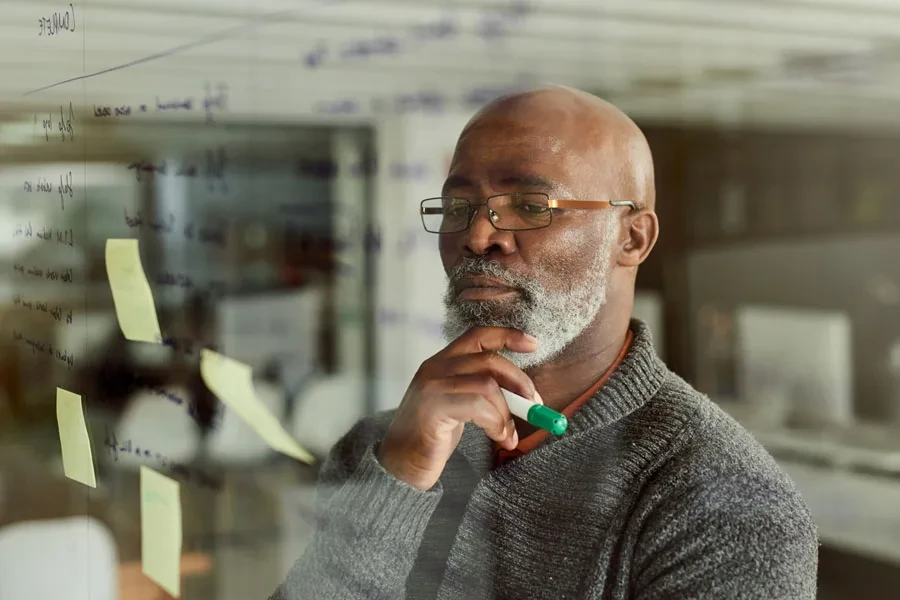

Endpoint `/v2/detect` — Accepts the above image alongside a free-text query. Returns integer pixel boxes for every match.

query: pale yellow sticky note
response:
[141,466,182,598]
[56,387,97,488]
[105,238,162,343]
[200,349,315,464]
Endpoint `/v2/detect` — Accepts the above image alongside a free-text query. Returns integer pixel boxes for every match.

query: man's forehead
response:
[449,128,594,186]
[456,122,577,154]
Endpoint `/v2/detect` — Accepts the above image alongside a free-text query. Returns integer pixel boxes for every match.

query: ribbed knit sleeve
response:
[270,418,443,600]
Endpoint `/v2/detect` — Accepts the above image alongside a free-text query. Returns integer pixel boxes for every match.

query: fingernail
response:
[524,333,537,344]
[533,391,544,405]
[511,430,519,447]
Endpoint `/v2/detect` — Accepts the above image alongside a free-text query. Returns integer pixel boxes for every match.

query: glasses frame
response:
[419,192,638,234]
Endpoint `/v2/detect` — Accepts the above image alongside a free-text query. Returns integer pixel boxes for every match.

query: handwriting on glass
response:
[477,0,532,40]
[303,2,531,69]
[13,295,73,325]
[152,334,217,359]
[22,177,52,194]
[316,80,530,116]
[205,146,228,193]
[126,161,196,182]
[12,263,74,283]
[92,81,228,122]
[37,102,75,142]
[411,16,459,41]
[13,223,74,246]
[38,3,76,36]
[126,147,227,192]
[21,172,73,210]
[202,82,228,123]
[104,427,222,491]
[58,171,73,210]
[123,209,227,248]
[12,330,75,368]
[155,272,227,300]
[116,370,221,426]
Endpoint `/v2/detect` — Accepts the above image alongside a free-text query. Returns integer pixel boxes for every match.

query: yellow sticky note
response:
[105,238,162,343]
[141,466,182,598]
[56,388,97,488]
[200,349,315,464]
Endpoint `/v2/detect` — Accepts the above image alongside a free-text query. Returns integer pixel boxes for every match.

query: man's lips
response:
[454,276,520,300]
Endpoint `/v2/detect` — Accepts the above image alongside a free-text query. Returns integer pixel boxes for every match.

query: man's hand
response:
[378,327,541,491]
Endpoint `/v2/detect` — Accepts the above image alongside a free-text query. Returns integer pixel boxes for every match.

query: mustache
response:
[447,256,531,293]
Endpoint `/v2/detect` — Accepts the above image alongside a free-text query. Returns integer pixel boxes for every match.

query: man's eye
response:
[517,201,549,214]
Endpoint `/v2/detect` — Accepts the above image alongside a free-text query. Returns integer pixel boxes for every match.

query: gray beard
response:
[442,215,617,370]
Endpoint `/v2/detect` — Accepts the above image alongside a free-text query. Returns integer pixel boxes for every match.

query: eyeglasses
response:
[419,192,637,234]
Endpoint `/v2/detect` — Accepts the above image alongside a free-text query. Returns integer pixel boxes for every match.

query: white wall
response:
[373,112,472,411]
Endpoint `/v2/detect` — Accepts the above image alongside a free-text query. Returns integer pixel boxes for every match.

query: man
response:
[271,86,818,599]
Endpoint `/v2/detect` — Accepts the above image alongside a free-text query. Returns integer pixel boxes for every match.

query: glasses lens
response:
[421,197,470,233]
[489,193,551,230]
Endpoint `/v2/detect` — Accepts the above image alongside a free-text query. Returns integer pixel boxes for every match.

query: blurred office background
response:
[1,0,899,598]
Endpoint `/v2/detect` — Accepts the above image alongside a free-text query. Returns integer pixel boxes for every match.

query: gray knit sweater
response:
[271,321,818,599]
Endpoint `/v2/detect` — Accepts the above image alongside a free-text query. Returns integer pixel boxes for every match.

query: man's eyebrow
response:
[498,175,559,191]
[442,174,473,194]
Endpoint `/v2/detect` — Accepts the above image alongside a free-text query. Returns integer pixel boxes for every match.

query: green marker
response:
[502,389,568,436]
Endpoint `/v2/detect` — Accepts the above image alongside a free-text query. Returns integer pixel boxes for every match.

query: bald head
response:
[458,86,656,210]
[440,85,661,369]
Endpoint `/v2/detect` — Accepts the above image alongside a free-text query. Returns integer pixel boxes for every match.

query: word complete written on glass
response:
[38,3,76,36]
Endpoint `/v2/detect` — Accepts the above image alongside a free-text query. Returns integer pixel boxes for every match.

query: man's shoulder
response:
[630,377,818,598]
[643,373,814,523]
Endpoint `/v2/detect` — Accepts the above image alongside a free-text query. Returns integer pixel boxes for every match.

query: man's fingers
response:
[442,373,514,428]
[432,392,516,449]
[439,327,537,359]
[446,352,539,402]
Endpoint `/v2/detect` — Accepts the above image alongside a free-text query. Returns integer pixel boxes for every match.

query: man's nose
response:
[462,204,511,256]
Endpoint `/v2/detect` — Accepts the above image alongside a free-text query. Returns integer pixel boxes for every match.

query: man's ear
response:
[618,209,659,267]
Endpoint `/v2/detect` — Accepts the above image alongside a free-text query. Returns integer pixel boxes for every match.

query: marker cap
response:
[526,404,568,436]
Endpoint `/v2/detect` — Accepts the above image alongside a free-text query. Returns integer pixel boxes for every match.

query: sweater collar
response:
[565,318,667,435]
[457,319,668,470]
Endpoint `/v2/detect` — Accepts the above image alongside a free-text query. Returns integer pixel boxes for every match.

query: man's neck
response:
[529,319,630,415]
